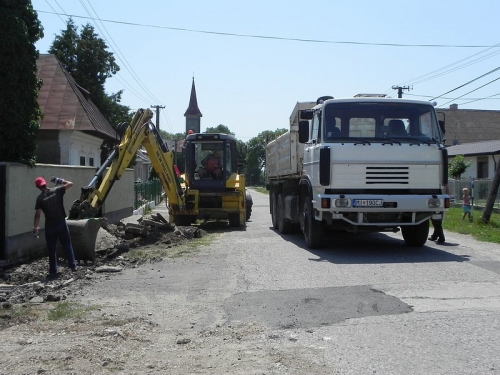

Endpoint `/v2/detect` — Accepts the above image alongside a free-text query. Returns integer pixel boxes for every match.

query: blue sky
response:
[33,0,500,141]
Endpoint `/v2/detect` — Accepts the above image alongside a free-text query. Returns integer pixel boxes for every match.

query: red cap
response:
[35,177,46,188]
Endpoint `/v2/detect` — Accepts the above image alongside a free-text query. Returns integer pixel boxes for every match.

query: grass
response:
[126,232,220,261]
[442,207,500,244]
[47,301,99,321]
[0,304,42,328]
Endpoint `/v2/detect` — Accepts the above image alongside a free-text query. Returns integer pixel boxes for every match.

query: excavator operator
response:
[198,150,222,179]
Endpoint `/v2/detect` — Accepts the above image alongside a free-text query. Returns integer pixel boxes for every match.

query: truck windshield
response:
[323,102,442,143]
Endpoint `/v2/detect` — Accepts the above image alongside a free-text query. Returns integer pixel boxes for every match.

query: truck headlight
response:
[427,198,441,208]
[335,198,350,207]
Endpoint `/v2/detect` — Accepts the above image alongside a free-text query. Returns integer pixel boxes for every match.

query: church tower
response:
[184,78,202,134]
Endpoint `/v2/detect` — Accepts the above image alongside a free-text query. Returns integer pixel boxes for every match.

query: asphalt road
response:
[78,188,500,374]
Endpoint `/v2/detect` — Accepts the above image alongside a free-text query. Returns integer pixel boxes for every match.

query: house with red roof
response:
[35,54,119,167]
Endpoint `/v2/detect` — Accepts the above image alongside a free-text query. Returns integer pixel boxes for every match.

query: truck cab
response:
[266,96,449,249]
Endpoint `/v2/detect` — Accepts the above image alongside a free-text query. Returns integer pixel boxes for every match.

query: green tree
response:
[49,18,77,74]
[246,129,288,185]
[49,19,131,127]
[0,0,43,166]
[448,155,471,179]
[104,90,133,127]
[204,124,234,135]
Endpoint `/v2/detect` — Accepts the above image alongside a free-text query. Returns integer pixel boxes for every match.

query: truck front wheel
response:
[302,196,324,248]
[401,220,429,247]
[277,193,294,234]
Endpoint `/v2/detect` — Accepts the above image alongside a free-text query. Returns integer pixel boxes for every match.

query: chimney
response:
[450,103,458,110]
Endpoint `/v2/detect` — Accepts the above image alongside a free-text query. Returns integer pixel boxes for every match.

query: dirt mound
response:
[0,214,205,328]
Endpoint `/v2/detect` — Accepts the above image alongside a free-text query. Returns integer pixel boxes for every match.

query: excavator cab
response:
[184,133,238,189]
[181,132,249,226]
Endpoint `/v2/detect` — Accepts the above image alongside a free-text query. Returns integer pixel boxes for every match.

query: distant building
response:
[447,139,500,179]
[36,54,118,167]
[437,104,500,146]
[184,78,202,134]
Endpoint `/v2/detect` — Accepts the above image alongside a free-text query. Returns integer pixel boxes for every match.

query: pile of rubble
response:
[0,212,204,319]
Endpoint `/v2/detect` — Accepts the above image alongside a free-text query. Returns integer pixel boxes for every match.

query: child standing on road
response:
[462,188,472,222]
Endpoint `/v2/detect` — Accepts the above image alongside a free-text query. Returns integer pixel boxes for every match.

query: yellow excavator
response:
[67,108,250,261]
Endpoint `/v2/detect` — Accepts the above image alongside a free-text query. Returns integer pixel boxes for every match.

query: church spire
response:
[184,77,202,134]
[184,77,202,117]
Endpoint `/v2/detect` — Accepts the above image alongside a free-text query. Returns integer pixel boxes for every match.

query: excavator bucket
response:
[63,218,104,263]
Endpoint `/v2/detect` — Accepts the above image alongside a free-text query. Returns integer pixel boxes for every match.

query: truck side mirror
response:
[298,120,309,143]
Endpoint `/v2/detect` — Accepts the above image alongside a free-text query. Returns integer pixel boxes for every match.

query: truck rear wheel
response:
[277,193,294,234]
[401,220,429,247]
[270,193,278,229]
[303,196,324,248]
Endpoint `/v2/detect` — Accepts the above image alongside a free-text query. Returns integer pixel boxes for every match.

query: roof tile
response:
[36,54,118,141]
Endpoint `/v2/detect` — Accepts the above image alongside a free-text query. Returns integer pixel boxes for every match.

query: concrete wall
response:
[1,162,134,260]
[439,106,500,146]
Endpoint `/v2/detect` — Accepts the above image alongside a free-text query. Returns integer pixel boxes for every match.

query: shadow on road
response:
[195,219,248,232]
[271,227,470,264]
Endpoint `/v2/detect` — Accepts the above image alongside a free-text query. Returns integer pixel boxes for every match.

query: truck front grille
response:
[366,166,409,185]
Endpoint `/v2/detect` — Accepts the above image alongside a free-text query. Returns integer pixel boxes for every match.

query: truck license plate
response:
[353,199,383,207]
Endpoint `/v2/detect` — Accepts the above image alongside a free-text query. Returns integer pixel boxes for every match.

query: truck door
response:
[303,111,322,184]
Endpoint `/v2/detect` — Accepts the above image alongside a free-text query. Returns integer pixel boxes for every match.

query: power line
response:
[399,42,500,87]
[430,66,500,101]
[36,10,500,49]
[78,0,164,106]
[405,92,500,101]
[439,76,500,107]
[459,92,500,106]
[42,0,65,23]
[46,1,165,112]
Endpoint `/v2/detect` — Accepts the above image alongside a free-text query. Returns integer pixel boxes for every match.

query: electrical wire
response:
[405,92,500,101]
[430,66,500,101]
[46,0,167,119]
[85,1,164,104]
[42,0,65,23]
[459,92,500,106]
[399,42,500,87]
[77,0,165,107]
[36,10,500,49]
[439,76,500,107]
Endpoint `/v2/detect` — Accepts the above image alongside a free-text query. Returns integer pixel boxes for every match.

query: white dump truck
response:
[266,95,450,248]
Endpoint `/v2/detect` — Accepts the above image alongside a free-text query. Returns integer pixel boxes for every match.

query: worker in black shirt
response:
[33,176,78,277]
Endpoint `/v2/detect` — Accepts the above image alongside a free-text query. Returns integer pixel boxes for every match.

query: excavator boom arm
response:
[69,108,185,220]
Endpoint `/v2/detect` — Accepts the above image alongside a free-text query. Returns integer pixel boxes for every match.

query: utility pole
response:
[150,105,165,130]
[391,85,411,98]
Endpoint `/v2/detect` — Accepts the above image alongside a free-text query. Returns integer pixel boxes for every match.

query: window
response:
[311,113,321,141]
[89,157,94,167]
[350,118,376,137]
[79,156,86,166]
[322,102,441,143]
[477,157,488,178]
